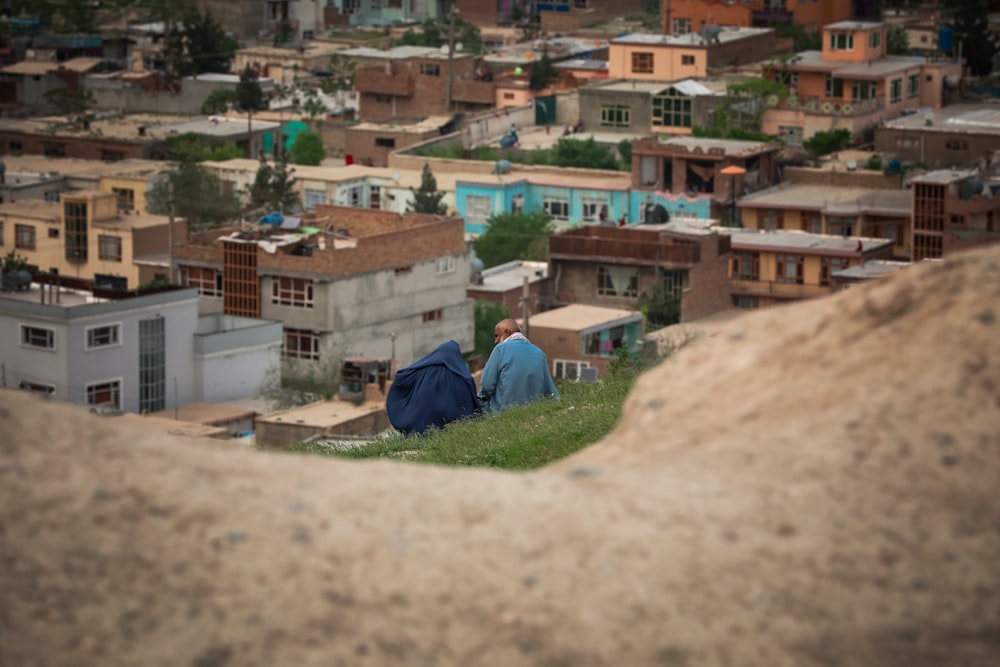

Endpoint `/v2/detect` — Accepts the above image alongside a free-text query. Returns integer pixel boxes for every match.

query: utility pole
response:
[445,6,457,113]
[521,275,530,338]
[664,0,672,36]
[166,177,176,284]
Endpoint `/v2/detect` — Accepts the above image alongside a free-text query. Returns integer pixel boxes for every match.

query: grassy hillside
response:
[288,374,637,470]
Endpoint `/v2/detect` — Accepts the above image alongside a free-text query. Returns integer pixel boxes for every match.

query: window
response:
[732,296,760,309]
[820,257,850,286]
[512,193,524,214]
[19,380,55,396]
[869,31,881,49]
[422,308,443,322]
[582,199,608,223]
[908,74,919,98]
[374,137,396,148]
[672,18,691,35]
[21,325,55,350]
[776,254,804,284]
[503,93,516,100]
[86,323,121,350]
[15,224,35,250]
[829,33,854,50]
[8,139,22,152]
[436,255,456,274]
[284,328,320,360]
[394,265,413,275]
[553,359,590,381]
[597,265,638,297]
[652,88,692,128]
[631,52,653,74]
[730,252,759,280]
[272,277,314,308]
[112,187,135,212]
[304,188,327,211]
[370,0,381,9]
[86,380,121,409]
[48,228,59,238]
[138,316,165,413]
[827,216,854,236]
[681,55,695,66]
[825,76,844,98]
[543,198,569,221]
[946,140,969,151]
[370,187,381,210]
[98,235,122,261]
[762,209,784,231]
[101,150,125,162]
[347,185,363,208]
[419,63,440,76]
[851,81,876,100]
[342,0,359,13]
[182,266,222,297]
[64,200,88,261]
[806,212,823,234]
[890,78,902,104]
[465,195,493,223]
[600,104,630,128]
[43,142,67,157]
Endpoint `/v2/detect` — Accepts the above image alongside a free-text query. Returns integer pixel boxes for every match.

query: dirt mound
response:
[2,247,998,666]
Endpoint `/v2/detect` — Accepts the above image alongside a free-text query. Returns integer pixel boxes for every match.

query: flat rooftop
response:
[555,59,609,72]
[473,260,548,293]
[525,304,643,333]
[833,259,911,280]
[458,169,633,191]
[739,184,912,215]
[0,113,191,141]
[910,168,981,185]
[787,51,927,79]
[0,199,60,221]
[726,229,894,254]
[341,45,463,61]
[255,398,386,429]
[612,27,773,47]
[883,104,1000,135]
[658,135,776,156]
[825,21,884,30]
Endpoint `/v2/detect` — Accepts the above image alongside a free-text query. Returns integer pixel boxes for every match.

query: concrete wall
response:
[873,128,1000,168]
[782,165,904,189]
[87,76,251,115]
[193,314,283,402]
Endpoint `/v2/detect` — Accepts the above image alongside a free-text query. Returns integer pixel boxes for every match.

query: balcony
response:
[730,278,832,300]
[353,66,414,97]
[450,79,495,105]
[549,234,700,266]
[778,95,885,117]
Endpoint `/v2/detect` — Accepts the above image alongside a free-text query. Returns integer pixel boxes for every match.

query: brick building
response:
[172,207,474,367]
[910,169,1000,261]
[874,105,1000,169]
[607,28,777,81]
[663,0,852,36]
[467,260,550,317]
[546,221,733,323]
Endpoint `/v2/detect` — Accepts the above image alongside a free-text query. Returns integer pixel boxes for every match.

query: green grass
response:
[287,375,636,471]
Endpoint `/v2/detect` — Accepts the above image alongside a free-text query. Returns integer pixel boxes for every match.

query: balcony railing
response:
[777,95,886,117]
[730,278,832,299]
[549,235,700,265]
[353,66,414,97]
[450,79,495,105]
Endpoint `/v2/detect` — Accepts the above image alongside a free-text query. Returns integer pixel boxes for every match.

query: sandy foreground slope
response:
[1,246,998,666]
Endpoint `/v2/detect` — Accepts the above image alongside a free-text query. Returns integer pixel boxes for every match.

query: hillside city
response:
[1,0,998,445]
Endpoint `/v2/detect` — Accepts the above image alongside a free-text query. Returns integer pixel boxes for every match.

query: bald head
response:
[493,318,521,344]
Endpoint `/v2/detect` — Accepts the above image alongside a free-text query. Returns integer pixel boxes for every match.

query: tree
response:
[236,65,268,150]
[408,163,448,215]
[529,48,558,91]
[474,300,510,359]
[473,210,554,268]
[200,88,238,115]
[319,54,356,94]
[637,281,680,330]
[886,24,909,55]
[166,133,242,163]
[803,128,852,156]
[147,163,242,235]
[617,139,634,171]
[288,131,326,166]
[952,0,996,77]
[246,149,299,215]
[183,10,239,76]
[550,137,620,170]
[43,86,95,120]
[395,16,483,54]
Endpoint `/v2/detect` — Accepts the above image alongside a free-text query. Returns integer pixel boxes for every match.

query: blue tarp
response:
[259,212,283,225]
[385,340,480,435]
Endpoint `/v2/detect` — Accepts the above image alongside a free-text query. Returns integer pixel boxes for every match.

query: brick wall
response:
[681,234,731,321]
[783,166,904,189]
[0,132,148,160]
[706,32,777,70]
[343,127,438,166]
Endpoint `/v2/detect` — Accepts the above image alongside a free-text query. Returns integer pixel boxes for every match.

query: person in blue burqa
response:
[477,318,559,414]
[385,340,481,435]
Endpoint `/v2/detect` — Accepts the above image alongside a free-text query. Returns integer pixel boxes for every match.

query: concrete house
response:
[522,304,644,381]
[0,283,282,413]
[172,206,474,367]
[874,105,1000,169]
[761,21,963,146]
[726,228,895,309]
[0,190,185,290]
[577,78,727,137]
[607,28,776,82]
[467,260,550,318]
[910,168,1000,261]
[546,221,733,323]
[662,0,852,36]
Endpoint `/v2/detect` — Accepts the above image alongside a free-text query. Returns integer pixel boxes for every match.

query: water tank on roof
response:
[886,158,902,175]
[938,26,953,52]
[959,178,984,200]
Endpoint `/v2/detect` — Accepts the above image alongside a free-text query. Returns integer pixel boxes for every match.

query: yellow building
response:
[98,168,166,217]
[727,228,896,309]
[0,190,185,289]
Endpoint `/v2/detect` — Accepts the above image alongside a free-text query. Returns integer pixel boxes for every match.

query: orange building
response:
[608,27,776,81]
[663,0,853,36]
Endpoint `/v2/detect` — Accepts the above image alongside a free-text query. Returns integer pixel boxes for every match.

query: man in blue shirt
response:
[477,318,559,414]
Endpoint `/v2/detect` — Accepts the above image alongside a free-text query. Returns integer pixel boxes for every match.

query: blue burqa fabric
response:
[386,340,481,435]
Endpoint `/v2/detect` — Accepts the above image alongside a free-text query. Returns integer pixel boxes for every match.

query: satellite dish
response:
[455,42,464,52]
[846,159,857,171]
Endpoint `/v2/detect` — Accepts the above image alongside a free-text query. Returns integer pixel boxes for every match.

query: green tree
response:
[288,131,326,166]
[395,16,483,54]
[952,0,996,77]
[246,149,299,214]
[2,250,30,273]
[319,54,356,94]
[236,65,268,150]
[148,163,242,235]
[550,137,619,170]
[775,23,822,52]
[408,163,448,215]
[529,48,558,91]
[474,300,510,358]
[184,10,239,76]
[166,132,242,163]
[473,210,553,268]
[803,128,852,156]
[886,24,909,55]
[43,86,95,120]
[637,281,680,330]
[201,88,238,115]
[617,138,633,171]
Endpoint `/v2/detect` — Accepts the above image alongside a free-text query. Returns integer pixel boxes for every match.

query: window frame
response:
[553,359,590,381]
[14,223,35,250]
[890,78,902,104]
[730,252,760,281]
[652,88,692,128]
[19,380,56,396]
[596,265,638,298]
[271,276,315,308]
[182,266,223,297]
[85,322,123,351]
[86,378,123,410]
[98,234,123,262]
[465,194,493,223]
[829,33,854,50]
[630,52,653,74]
[284,327,320,360]
[600,104,631,128]
[775,254,805,285]
[20,324,56,351]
